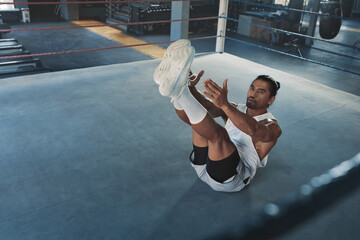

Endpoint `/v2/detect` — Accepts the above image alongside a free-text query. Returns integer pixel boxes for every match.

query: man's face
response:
[246,80,275,109]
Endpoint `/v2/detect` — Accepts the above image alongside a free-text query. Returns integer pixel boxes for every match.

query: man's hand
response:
[203,78,229,109]
[189,70,204,88]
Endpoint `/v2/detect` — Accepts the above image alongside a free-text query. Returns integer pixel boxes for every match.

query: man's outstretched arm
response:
[202,78,281,142]
[189,70,227,120]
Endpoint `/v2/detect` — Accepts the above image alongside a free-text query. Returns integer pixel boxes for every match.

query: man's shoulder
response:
[253,111,276,122]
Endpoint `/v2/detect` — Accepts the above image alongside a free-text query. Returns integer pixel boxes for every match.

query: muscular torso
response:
[222,104,281,161]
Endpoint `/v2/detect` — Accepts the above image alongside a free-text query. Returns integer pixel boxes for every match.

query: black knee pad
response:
[206,150,240,183]
[189,144,208,165]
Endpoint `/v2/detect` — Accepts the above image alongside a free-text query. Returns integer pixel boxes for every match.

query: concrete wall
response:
[355,0,360,10]
[60,0,79,21]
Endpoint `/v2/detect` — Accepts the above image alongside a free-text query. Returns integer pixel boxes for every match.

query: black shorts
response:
[189,144,241,183]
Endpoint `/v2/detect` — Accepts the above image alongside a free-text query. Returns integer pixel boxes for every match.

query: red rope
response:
[0,36,217,60]
[0,16,219,33]
[1,0,208,5]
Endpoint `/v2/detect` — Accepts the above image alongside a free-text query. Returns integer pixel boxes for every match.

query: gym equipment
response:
[319,0,342,39]
[0,38,18,47]
[0,58,43,75]
[0,45,25,56]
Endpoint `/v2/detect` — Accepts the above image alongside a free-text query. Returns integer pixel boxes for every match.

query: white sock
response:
[176,87,207,124]
[172,99,184,110]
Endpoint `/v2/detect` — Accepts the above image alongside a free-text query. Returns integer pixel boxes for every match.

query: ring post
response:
[216,0,229,53]
[170,1,190,41]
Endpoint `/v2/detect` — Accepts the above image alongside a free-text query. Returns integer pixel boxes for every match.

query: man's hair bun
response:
[276,81,280,90]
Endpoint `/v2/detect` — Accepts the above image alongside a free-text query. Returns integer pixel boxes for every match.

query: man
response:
[154,39,282,192]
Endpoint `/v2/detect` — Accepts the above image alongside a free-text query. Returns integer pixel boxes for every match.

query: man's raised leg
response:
[153,39,236,171]
[176,99,239,183]
[174,87,235,161]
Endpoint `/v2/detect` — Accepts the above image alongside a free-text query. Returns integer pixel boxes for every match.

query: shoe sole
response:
[153,39,192,85]
[159,47,195,99]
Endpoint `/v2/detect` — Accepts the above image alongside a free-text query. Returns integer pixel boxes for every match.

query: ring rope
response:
[1,1,355,76]
[311,46,360,61]
[0,0,208,5]
[231,0,350,20]
[0,35,217,60]
[224,35,360,76]
[6,14,354,51]
[0,16,219,33]
[0,0,351,20]
[224,16,358,49]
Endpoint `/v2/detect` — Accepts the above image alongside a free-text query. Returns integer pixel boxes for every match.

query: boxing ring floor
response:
[0,53,359,240]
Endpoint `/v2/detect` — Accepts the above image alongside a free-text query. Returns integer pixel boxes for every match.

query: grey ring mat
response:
[0,53,359,240]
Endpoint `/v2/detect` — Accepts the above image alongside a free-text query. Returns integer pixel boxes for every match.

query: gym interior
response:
[0,0,359,239]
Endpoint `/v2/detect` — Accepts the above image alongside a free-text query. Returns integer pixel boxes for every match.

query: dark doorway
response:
[28,0,61,21]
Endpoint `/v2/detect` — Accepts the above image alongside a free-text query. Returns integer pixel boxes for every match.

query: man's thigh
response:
[207,126,236,161]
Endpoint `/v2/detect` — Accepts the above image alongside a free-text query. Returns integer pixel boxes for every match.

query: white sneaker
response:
[153,39,192,85]
[153,40,195,99]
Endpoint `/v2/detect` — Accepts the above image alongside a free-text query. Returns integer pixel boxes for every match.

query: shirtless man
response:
[154,40,282,192]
